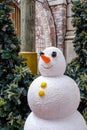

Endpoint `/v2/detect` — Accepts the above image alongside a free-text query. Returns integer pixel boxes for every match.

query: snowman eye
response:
[40,51,44,56]
[51,51,57,57]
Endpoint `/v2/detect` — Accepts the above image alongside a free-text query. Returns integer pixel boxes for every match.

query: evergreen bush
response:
[0,1,35,129]
[65,0,87,122]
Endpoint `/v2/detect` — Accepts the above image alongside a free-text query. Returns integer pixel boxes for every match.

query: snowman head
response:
[38,47,66,77]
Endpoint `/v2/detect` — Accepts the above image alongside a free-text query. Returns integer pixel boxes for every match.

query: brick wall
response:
[35,1,56,54]
[35,0,76,62]
[51,3,67,51]
[35,0,67,53]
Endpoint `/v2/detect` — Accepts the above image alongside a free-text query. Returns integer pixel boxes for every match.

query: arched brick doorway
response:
[35,0,76,63]
[35,0,67,53]
[35,0,56,53]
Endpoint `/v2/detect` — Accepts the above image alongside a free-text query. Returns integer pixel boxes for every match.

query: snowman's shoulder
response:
[63,75,75,80]
[63,75,77,85]
[30,76,45,85]
[32,76,44,81]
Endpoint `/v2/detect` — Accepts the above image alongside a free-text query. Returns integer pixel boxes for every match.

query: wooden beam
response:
[21,0,35,52]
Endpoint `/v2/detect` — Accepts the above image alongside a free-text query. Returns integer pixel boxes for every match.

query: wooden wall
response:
[0,0,20,37]
[10,4,20,37]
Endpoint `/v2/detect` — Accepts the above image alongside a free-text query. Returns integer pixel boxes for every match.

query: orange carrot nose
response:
[41,55,51,63]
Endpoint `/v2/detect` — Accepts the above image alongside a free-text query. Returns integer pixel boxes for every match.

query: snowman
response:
[24,47,87,130]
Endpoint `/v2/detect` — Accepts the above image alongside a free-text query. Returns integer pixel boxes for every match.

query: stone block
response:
[67,0,71,4]
[65,40,76,63]
[67,17,74,31]
[65,30,75,40]
[67,3,72,17]
[48,0,67,6]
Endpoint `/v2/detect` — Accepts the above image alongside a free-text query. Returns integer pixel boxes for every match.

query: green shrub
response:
[65,0,87,122]
[0,1,35,129]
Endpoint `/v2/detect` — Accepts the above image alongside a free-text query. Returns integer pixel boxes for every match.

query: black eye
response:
[40,51,44,56]
[51,51,57,57]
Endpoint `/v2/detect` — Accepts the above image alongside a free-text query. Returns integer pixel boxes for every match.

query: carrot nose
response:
[41,55,51,63]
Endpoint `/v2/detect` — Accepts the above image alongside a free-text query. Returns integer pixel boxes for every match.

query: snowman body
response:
[27,75,80,120]
[24,111,86,130]
[24,47,87,130]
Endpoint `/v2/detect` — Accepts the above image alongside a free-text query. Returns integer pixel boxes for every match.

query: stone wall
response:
[51,3,67,52]
[65,0,76,63]
[35,0,56,54]
[35,0,76,62]
[35,0,67,52]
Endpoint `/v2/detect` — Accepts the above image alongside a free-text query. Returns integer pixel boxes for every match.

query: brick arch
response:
[35,1,56,53]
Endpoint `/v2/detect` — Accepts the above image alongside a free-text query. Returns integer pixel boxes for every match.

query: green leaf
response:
[1,50,11,59]
[0,98,6,106]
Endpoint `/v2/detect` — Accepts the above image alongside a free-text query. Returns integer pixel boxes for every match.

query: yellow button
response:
[40,82,47,88]
[38,89,45,96]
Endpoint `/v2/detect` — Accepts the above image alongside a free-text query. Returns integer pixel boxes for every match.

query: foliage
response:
[65,0,87,122]
[0,1,35,129]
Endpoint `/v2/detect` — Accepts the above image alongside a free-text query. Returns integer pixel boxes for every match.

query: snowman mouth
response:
[42,65,53,69]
